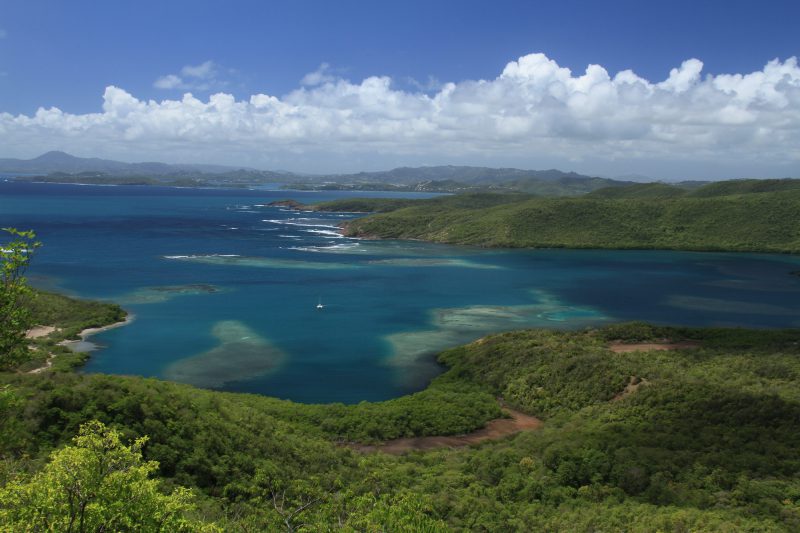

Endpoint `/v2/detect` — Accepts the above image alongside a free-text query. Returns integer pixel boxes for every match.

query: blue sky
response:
[1,0,799,178]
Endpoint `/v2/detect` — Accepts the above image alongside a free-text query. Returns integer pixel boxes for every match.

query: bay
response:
[2,180,800,403]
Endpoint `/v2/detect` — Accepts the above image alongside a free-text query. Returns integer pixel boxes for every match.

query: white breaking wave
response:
[302,229,343,238]
[262,219,340,229]
[287,243,363,253]
[164,254,241,259]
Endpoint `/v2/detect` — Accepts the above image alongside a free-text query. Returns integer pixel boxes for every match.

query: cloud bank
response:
[2,53,799,176]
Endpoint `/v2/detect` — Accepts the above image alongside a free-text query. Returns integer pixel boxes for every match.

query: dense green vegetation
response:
[340,188,800,252]
[688,178,800,198]
[4,228,800,529]
[314,193,528,214]
[3,315,800,530]
[16,290,127,373]
[311,197,424,213]
[586,178,800,200]
[0,229,40,370]
[28,290,127,340]
[585,182,691,199]
[0,420,207,532]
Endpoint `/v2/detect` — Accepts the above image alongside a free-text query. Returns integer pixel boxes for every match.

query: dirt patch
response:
[608,340,701,353]
[349,407,543,455]
[25,325,59,339]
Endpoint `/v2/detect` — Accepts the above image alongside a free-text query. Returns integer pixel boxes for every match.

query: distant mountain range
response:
[0,151,250,176]
[0,151,673,196]
[322,165,606,185]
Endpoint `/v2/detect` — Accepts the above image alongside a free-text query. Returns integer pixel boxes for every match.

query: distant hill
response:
[324,165,606,185]
[586,183,689,199]
[501,175,631,196]
[0,151,270,177]
[289,165,635,196]
[340,188,800,253]
[3,152,796,198]
[587,178,800,200]
[687,178,800,197]
[2,152,636,195]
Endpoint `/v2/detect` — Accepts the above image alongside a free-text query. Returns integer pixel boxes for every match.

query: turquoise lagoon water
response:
[2,180,800,403]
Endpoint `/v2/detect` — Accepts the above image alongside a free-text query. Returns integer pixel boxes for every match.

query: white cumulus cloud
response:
[2,52,800,177]
[301,63,336,86]
[181,60,216,79]
[153,74,183,90]
[153,60,223,91]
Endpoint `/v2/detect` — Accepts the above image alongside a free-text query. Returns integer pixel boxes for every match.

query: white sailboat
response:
[316,296,324,310]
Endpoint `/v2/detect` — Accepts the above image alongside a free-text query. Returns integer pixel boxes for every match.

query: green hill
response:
[3,320,800,531]
[586,182,688,199]
[687,178,800,197]
[314,192,527,213]
[342,189,800,252]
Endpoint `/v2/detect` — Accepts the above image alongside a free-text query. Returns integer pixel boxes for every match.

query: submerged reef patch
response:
[385,290,608,388]
[163,320,286,388]
[117,284,223,305]
[163,254,356,270]
[667,295,797,315]
[367,258,502,269]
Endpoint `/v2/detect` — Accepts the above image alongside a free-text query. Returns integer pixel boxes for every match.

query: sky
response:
[1,0,799,179]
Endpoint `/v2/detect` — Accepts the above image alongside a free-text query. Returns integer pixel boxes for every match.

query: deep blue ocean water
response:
[2,179,800,403]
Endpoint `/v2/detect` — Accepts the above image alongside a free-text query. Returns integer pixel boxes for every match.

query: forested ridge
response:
[324,182,800,253]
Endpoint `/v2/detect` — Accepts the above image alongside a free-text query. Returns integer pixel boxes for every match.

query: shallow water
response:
[2,181,800,403]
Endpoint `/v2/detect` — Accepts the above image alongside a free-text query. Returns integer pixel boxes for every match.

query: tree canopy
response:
[0,228,40,370]
[0,420,209,532]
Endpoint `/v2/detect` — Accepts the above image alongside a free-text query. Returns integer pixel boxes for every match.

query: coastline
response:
[27,314,133,374]
[59,314,134,352]
[338,220,800,255]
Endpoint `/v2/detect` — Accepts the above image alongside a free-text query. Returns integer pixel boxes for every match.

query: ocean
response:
[2,180,800,403]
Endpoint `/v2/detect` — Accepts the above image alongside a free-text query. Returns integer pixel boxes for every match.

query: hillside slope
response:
[3,322,800,530]
[342,190,800,252]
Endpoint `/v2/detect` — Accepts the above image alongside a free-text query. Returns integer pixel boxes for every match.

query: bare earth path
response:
[350,340,702,455]
[349,407,543,455]
[608,340,701,353]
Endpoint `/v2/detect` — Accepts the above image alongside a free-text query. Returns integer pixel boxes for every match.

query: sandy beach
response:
[26,315,133,374]
[25,325,59,339]
[75,314,134,340]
